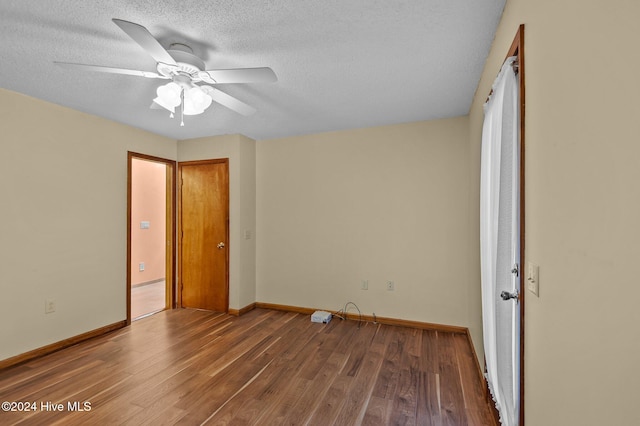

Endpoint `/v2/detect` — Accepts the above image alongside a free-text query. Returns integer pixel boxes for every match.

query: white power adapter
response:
[311,310,332,324]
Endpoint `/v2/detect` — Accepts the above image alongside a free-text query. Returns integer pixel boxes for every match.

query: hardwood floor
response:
[131,281,166,320]
[0,308,495,425]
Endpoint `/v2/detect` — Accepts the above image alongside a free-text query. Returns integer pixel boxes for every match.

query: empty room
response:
[1,1,639,425]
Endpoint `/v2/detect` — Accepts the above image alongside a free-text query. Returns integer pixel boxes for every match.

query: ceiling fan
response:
[55,19,277,125]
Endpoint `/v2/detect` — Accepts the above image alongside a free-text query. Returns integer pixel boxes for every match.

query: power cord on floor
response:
[333,301,363,328]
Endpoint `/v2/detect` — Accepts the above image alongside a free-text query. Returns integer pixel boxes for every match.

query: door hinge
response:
[511,263,519,277]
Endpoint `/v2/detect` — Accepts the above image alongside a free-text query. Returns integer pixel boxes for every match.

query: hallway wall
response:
[0,89,176,360]
[468,0,640,424]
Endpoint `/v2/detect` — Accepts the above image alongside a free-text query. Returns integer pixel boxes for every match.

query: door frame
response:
[483,25,525,425]
[177,158,230,312]
[127,152,177,325]
[511,25,525,426]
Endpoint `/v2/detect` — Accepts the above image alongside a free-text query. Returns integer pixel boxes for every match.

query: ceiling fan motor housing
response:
[157,44,205,80]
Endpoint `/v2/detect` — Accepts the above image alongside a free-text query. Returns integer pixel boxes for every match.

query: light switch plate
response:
[45,298,56,314]
[527,262,539,297]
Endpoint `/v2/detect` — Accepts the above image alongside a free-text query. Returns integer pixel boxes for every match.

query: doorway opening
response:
[480,25,525,426]
[127,153,176,323]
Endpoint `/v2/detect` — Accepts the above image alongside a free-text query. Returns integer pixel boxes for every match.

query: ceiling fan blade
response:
[199,67,277,84]
[112,18,177,66]
[54,62,166,79]
[200,86,257,116]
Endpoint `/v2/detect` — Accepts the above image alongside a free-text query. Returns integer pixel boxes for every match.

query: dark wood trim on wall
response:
[511,24,526,426]
[466,329,486,392]
[127,153,133,324]
[255,302,469,334]
[228,303,257,316]
[0,321,126,371]
[466,330,501,425]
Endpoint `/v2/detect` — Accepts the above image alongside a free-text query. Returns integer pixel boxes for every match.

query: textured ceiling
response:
[0,0,505,141]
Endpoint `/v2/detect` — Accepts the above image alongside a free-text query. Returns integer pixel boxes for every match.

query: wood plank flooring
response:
[0,308,495,425]
[131,281,166,320]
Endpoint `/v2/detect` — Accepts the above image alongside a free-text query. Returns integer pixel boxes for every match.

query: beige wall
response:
[0,90,258,360]
[469,0,640,424]
[130,158,166,285]
[0,89,176,360]
[178,134,257,311]
[237,135,257,308]
[7,4,638,422]
[256,118,472,326]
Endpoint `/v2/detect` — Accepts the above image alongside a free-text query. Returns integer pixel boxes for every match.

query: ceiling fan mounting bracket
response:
[156,46,205,81]
[168,42,193,53]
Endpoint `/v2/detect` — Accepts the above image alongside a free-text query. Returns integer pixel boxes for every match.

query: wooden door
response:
[179,159,229,312]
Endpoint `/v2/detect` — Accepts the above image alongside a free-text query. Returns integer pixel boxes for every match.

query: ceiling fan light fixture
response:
[183,86,212,115]
[151,99,175,114]
[154,81,182,112]
[54,19,277,127]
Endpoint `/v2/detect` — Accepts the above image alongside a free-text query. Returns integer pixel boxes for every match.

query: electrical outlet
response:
[45,298,56,314]
[139,262,145,272]
[386,281,395,291]
[361,280,368,290]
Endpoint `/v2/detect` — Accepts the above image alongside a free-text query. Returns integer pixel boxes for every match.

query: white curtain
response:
[480,56,519,426]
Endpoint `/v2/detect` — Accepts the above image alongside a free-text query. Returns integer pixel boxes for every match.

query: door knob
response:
[217,242,225,249]
[500,290,519,302]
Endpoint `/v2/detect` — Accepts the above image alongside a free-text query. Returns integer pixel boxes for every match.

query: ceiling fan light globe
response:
[182,103,205,115]
[156,82,182,108]
[183,86,212,115]
[152,98,176,114]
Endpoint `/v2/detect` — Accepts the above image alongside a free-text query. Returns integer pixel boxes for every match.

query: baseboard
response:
[255,302,316,316]
[465,329,486,394]
[255,302,468,334]
[228,302,256,316]
[0,320,127,371]
[132,278,165,288]
[465,330,501,425]
[485,377,501,425]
